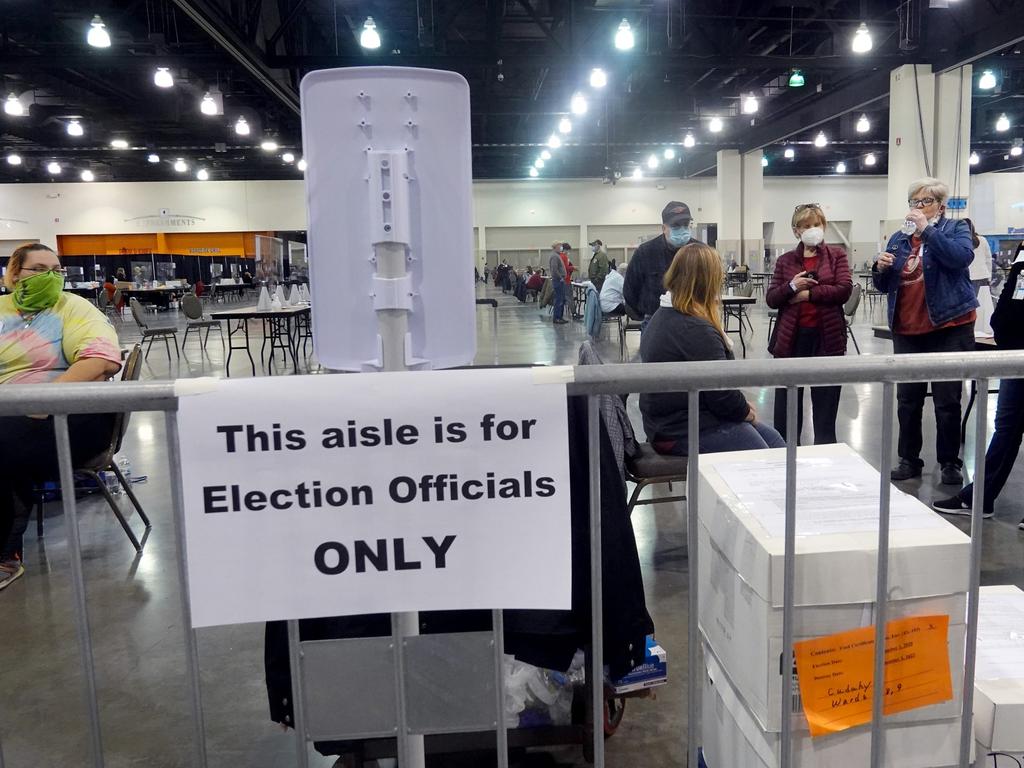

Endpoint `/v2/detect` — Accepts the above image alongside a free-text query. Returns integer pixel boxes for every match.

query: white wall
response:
[970,173,1024,235]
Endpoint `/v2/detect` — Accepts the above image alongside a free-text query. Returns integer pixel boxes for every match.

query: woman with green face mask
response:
[0,243,123,591]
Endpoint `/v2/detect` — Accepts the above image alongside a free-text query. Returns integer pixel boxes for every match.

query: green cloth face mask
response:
[13,270,64,313]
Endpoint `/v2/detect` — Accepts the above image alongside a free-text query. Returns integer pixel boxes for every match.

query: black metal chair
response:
[844,283,862,354]
[180,292,224,351]
[129,297,179,361]
[624,444,688,518]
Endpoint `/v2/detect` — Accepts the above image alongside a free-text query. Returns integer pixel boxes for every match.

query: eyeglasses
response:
[908,197,938,208]
[21,266,67,276]
[794,203,822,212]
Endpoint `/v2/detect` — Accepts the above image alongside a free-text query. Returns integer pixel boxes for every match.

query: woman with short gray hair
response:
[873,177,978,485]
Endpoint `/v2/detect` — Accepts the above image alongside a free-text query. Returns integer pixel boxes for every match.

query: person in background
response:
[873,178,978,484]
[639,243,785,455]
[934,242,1024,522]
[588,239,610,291]
[525,267,544,293]
[966,218,994,337]
[115,267,126,281]
[242,270,253,285]
[624,201,701,322]
[766,204,853,444]
[600,263,627,315]
[0,244,122,591]
[102,274,124,313]
[548,242,568,325]
[560,243,574,284]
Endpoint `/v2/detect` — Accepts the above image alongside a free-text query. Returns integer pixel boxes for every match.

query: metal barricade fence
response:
[1,349,1020,768]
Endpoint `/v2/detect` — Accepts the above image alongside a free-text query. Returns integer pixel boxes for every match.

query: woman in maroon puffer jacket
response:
[766,203,853,444]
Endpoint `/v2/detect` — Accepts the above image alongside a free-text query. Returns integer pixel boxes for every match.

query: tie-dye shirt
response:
[0,292,121,384]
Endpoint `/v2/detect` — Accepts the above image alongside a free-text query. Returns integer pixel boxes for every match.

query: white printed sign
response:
[176,369,572,627]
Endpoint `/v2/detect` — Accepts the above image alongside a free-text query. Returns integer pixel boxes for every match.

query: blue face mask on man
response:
[667,225,692,248]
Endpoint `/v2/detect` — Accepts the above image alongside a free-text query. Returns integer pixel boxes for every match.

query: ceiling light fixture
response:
[47,161,61,175]
[282,152,295,163]
[235,116,251,136]
[784,147,795,159]
[814,131,828,148]
[647,154,659,169]
[631,167,642,179]
[174,158,187,173]
[589,68,607,88]
[683,133,696,148]
[196,168,209,181]
[529,167,539,178]
[297,158,307,172]
[761,155,768,167]
[864,152,877,166]
[153,67,174,88]
[547,134,561,149]
[200,92,218,115]
[570,92,588,115]
[540,149,552,160]
[979,70,997,90]
[614,19,634,51]
[81,169,95,181]
[708,117,723,133]
[664,148,676,160]
[3,94,23,117]
[360,17,381,49]
[147,154,160,163]
[6,153,21,166]
[851,23,873,54]
[558,117,572,134]
[856,114,871,133]
[260,139,279,151]
[996,114,1011,132]
[788,70,805,88]
[534,158,545,169]
[87,15,111,48]
[66,119,83,137]
[969,151,980,165]
[836,161,847,174]
[110,138,129,149]
[1011,141,1023,158]
[742,94,759,114]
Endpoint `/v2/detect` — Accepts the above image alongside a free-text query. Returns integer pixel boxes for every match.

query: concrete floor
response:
[2,284,1021,767]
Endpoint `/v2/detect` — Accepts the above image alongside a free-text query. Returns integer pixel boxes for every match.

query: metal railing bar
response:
[165,413,210,768]
[587,395,605,768]
[959,377,990,767]
[779,387,799,768]
[491,609,509,768]
[869,382,896,767]
[286,619,310,768]
[53,414,105,768]
[686,391,701,768]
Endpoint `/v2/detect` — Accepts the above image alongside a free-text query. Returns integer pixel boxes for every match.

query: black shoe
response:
[940,463,964,486]
[553,318,568,325]
[890,459,922,481]
[932,495,994,518]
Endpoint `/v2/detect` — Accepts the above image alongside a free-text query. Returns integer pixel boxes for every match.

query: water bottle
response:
[118,456,132,484]
[900,219,917,236]
[101,470,120,496]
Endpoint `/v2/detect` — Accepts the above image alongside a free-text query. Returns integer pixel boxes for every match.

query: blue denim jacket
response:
[872,217,978,330]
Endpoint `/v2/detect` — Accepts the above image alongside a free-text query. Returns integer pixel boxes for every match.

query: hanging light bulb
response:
[683,133,696,148]
[297,158,307,172]
[66,119,83,137]
[589,68,607,89]
[570,92,588,116]
[80,169,95,182]
[864,153,877,166]
[969,151,980,166]
[147,154,160,163]
[529,167,539,178]
[708,117,723,133]
[664,148,676,160]
[761,155,768,168]
[836,161,847,174]
[978,70,997,90]
[110,138,129,149]
[558,117,572,134]
[534,158,545,169]
[547,134,561,149]
[856,114,871,133]
[1011,141,1023,158]
[996,114,1011,132]
[47,161,61,175]
[784,147,795,159]
[3,94,23,117]
[200,92,218,115]
[196,168,209,181]
[260,139,279,152]
[742,94,759,114]
[87,15,111,48]
[541,149,552,161]
[788,70,805,88]
[282,152,295,163]
[614,19,634,50]
[153,67,174,88]
[814,132,828,148]
[235,116,251,136]
[360,17,381,49]
[174,158,188,173]
[851,23,873,54]
[631,167,642,179]
[647,154,659,170]
[6,153,21,166]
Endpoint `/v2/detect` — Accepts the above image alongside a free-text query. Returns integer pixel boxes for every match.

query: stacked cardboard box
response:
[697,444,972,766]
[974,585,1024,766]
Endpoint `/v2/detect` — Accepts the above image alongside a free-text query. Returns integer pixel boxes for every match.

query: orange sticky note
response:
[793,614,953,738]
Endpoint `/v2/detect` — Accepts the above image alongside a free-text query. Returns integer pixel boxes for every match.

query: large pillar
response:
[716,149,764,264]
[933,65,973,208]
[887,64,935,234]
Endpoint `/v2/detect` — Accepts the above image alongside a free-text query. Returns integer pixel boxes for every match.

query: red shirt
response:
[798,252,820,328]
[560,253,573,285]
[894,236,975,335]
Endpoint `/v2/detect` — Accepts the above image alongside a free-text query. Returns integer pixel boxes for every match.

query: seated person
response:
[0,244,122,591]
[525,269,544,292]
[639,243,785,455]
[600,263,627,315]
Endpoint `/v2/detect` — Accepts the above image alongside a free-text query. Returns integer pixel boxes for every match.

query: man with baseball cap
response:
[587,239,610,291]
[623,201,701,321]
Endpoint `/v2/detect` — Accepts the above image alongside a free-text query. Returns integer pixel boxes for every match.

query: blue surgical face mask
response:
[667,225,692,247]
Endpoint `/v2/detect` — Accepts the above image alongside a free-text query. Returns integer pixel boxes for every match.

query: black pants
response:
[0,414,115,561]
[773,328,842,445]
[892,323,975,468]
[958,377,1024,512]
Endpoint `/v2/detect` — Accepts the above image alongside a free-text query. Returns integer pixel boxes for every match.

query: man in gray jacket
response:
[548,242,568,324]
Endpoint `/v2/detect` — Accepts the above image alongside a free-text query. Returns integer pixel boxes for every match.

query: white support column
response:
[933,65,974,211]
[716,150,741,262]
[741,149,765,264]
[716,149,765,265]
[886,65,936,233]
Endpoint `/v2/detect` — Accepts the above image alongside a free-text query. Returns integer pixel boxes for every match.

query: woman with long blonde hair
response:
[639,243,784,455]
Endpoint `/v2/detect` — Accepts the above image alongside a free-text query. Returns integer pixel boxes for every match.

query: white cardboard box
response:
[696,444,971,732]
[975,585,1024,753]
[702,645,973,768]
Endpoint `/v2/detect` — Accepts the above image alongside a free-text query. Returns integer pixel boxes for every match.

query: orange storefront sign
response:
[57,231,269,257]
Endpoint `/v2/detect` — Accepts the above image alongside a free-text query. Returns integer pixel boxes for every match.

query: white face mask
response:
[800,226,824,247]
[591,245,600,254]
